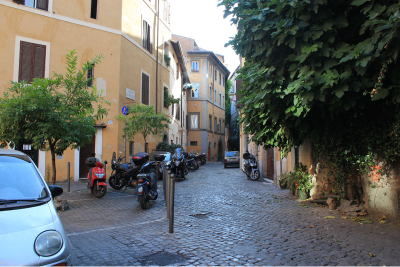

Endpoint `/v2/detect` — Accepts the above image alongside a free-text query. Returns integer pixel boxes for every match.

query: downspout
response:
[155,0,160,113]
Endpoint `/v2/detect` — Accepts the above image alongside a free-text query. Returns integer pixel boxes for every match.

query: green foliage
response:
[225,79,233,123]
[282,163,313,192]
[156,142,183,152]
[164,54,171,67]
[164,89,180,108]
[219,0,400,186]
[117,104,170,152]
[0,50,109,183]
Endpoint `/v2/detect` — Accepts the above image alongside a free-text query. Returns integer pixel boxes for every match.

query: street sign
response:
[122,106,128,115]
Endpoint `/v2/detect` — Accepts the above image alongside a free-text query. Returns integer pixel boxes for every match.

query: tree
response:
[117,104,170,153]
[0,50,109,184]
[219,0,400,169]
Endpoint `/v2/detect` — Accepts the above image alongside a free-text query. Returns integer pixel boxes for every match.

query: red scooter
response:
[85,157,107,198]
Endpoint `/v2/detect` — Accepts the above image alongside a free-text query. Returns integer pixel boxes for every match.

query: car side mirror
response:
[49,185,63,198]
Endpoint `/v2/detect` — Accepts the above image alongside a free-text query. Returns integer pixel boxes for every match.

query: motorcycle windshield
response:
[174,148,182,158]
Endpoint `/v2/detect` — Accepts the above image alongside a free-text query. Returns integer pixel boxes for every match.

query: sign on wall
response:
[126,88,135,100]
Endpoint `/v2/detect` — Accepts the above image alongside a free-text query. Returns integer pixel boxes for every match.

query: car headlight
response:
[35,231,63,257]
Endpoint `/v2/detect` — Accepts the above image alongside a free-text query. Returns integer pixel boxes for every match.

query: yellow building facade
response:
[172,35,230,161]
[0,0,175,181]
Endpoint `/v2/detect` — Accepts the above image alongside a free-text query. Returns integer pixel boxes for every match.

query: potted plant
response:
[296,165,313,200]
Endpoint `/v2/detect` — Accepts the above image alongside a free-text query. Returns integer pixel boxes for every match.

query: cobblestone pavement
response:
[56,162,400,266]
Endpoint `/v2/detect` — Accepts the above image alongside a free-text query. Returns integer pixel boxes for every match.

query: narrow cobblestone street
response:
[57,162,400,266]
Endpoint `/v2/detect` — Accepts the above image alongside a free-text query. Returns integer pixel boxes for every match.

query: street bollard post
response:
[168,172,175,233]
[67,162,71,192]
[166,170,171,218]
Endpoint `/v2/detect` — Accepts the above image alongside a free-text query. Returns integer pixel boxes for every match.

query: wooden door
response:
[266,148,274,179]
[79,135,96,178]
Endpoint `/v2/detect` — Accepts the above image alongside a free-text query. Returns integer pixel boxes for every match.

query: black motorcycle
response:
[242,151,260,181]
[166,148,186,181]
[109,152,158,200]
[183,152,197,172]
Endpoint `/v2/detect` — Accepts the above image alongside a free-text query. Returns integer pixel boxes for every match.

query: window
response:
[214,142,216,149]
[18,41,46,83]
[214,117,217,133]
[214,89,217,104]
[142,20,153,53]
[90,0,98,19]
[141,72,150,105]
[87,64,94,87]
[183,111,185,126]
[209,64,213,76]
[191,84,199,98]
[223,76,225,87]
[219,74,221,84]
[219,118,222,133]
[129,141,134,157]
[191,61,199,72]
[209,115,212,131]
[214,69,217,80]
[190,141,198,146]
[176,62,179,79]
[13,0,48,11]
[219,93,222,106]
[222,96,225,108]
[176,104,180,121]
[176,137,178,144]
[209,86,212,101]
[190,114,199,129]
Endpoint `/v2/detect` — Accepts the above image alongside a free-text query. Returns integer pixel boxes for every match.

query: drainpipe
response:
[155,0,160,113]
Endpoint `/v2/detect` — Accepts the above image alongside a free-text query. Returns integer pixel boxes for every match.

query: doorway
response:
[266,148,274,179]
[79,135,96,178]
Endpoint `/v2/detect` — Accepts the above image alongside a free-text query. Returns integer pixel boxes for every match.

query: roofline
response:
[171,40,191,84]
[188,51,230,76]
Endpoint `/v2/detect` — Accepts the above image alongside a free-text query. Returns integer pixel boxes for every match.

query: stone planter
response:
[298,189,309,200]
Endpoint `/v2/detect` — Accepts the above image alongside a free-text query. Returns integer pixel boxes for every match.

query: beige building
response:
[172,35,230,161]
[0,0,177,181]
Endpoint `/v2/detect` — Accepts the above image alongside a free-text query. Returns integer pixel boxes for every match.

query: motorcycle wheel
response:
[201,158,206,165]
[250,170,260,181]
[194,161,199,170]
[109,175,124,190]
[92,181,107,198]
[139,194,149,210]
[184,167,189,175]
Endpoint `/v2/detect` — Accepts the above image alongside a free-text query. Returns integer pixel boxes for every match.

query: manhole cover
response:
[138,252,186,266]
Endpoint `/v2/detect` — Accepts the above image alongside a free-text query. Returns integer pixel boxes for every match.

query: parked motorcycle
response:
[183,152,197,172]
[242,151,260,181]
[109,152,158,196]
[85,157,107,198]
[166,148,186,181]
[200,153,207,165]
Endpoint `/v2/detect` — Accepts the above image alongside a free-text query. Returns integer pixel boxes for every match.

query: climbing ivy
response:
[219,0,400,182]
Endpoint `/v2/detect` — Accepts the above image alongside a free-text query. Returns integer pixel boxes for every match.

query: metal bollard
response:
[168,173,175,233]
[67,162,71,192]
[166,170,171,217]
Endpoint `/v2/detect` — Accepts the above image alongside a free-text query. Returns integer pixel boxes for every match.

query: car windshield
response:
[226,152,239,157]
[0,155,48,201]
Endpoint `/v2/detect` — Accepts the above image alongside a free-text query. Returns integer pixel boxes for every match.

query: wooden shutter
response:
[19,41,46,83]
[141,73,149,105]
[19,42,33,82]
[176,104,180,121]
[33,44,46,79]
[37,0,48,11]
[13,0,24,5]
[171,99,174,116]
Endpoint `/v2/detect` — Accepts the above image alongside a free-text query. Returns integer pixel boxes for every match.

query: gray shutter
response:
[142,21,148,49]
[13,0,24,5]
[142,73,149,105]
[36,0,48,11]
[148,24,153,53]
[33,44,46,79]
[19,41,33,82]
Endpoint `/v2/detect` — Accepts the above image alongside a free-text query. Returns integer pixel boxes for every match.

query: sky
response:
[168,0,240,74]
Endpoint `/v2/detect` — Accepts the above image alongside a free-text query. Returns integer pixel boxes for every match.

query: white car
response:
[0,149,75,266]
